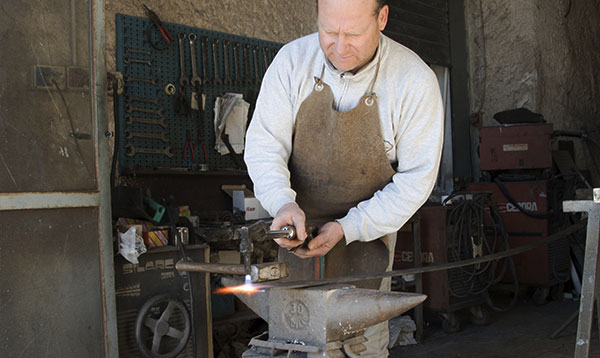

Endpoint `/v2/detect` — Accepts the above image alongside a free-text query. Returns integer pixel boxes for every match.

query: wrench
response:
[124,56,152,66]
[178,33,189,87]
[188,33,202,87]
[243,44,251,85]
[125,47,151,55]
[125,143,174,158]
[201,37,209,85]
[125,104,164,117]
[223,40,232,85]
[124,129,169,143]
[124,75,157,84]
[125,115,167,128]
[262,47,270,76]
[233,42,240,85]
[212,39,222,85]
[253,46,261,85]
[125,94,160,105]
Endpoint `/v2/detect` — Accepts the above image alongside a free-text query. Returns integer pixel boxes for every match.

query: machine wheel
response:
[469,305,491,326]
[440,312,461,334]
[532,286,550,306]
[135,294,191,358]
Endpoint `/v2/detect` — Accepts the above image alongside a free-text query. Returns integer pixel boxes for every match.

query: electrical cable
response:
[484,200,519,312]
[493,178,555,218]
[444,192,519,312]
[166,207,197,358]
[553,129,600,182]
[51,79,93,177]
[110,75,120,189]
[564,0,572,18]
[475,0,487,116]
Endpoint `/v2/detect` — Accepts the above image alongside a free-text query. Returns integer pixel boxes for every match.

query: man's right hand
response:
[270,202,308,249]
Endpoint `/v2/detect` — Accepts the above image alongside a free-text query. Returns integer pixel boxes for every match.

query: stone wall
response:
[103,0,316,183]
[464,0,600,182]
[104,0,317,72]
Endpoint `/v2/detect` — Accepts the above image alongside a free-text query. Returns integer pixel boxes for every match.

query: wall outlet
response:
[33,65,66,89]
[67,66,89,90]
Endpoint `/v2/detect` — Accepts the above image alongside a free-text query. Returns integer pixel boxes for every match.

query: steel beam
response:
[563,189,600,358]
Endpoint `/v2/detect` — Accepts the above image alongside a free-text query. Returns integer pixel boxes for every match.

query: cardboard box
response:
[222,184,271,221]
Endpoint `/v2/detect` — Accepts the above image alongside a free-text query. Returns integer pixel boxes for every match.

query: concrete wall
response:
[104,0,317,72]
[464,0,600,182]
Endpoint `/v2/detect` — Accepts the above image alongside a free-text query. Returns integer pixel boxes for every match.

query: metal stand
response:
[563,188,600,358]
[411,215,424,341]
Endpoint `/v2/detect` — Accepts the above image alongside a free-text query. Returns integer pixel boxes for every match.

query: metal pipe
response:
[71,0,77,65]
[264,225,296,240]
[177,262,247,275]
[268,219,586,290]
[176,261,288,283]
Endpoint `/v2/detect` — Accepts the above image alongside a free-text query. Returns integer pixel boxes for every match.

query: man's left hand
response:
[293,221,344,258]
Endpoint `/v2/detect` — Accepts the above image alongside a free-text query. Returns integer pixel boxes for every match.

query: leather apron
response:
[286,61,396,290]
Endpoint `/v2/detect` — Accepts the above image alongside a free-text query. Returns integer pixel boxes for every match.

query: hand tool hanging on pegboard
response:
[116,14,283,172]
[143,5,174,50]
[175,33,190,116]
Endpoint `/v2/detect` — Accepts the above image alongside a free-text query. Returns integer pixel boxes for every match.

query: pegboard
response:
[115,14,282,174]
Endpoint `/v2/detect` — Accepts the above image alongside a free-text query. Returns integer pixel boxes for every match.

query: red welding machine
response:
[479,124,553,171]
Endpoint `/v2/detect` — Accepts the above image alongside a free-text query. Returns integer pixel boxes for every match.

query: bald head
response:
[317,0,389,72]
[316,0,387,17]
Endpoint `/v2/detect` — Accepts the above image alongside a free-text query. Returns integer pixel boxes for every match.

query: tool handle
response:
[265,225,296,240]
[157,25,173,44]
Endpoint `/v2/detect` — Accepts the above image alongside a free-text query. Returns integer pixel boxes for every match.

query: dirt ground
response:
[392,296,600,358]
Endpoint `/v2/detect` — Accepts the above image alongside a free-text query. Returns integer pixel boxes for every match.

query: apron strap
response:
[365,53,382,106]
[313,65,326,92]
[314,53,381,104]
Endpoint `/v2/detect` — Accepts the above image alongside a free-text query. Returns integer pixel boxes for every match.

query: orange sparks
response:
[214,283,269,295]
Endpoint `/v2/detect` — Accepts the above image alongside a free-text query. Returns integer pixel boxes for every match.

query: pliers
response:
[143,5,174,50]
[184,130,195,162]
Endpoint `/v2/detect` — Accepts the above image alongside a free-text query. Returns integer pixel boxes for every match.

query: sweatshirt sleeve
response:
[338,68,444,244]
[244,53,297,217]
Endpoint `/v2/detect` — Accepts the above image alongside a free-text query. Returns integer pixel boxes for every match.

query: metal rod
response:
[176,261,289,283]
[264,225,295,240]
[267,220,586,290]
[176,262,246,275]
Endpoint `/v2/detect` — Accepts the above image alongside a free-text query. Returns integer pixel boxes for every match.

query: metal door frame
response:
[0,0,118,356]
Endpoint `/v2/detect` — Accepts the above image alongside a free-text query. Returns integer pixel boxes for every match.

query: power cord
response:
[444,192,519,312]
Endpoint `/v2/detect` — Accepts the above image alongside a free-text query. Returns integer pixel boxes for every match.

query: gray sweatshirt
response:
[244,32,444,244]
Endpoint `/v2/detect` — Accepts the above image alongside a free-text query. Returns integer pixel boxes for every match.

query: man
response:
[245,0,443,356]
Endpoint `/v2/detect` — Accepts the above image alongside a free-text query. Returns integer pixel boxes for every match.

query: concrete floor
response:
[391,297,600,358]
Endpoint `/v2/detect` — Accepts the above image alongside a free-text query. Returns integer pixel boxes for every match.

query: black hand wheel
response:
[135,294,191,358]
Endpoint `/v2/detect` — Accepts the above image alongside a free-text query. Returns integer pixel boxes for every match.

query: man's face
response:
[318,0,388,73]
